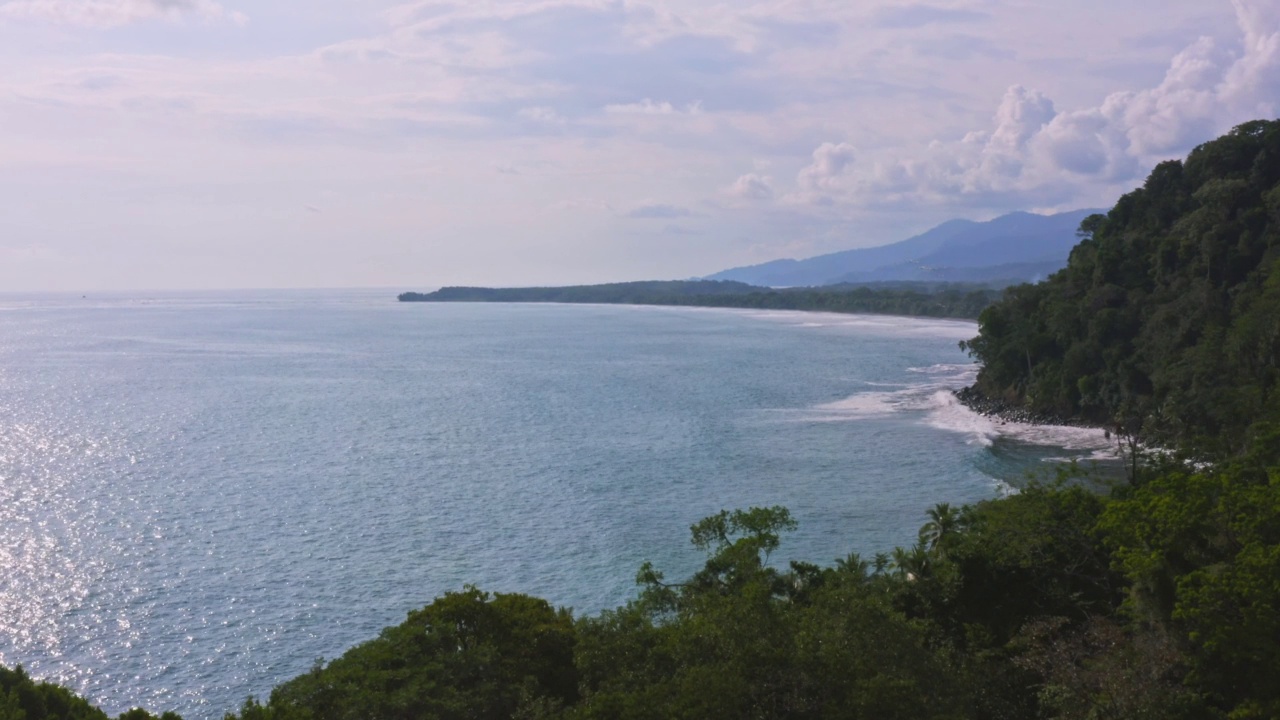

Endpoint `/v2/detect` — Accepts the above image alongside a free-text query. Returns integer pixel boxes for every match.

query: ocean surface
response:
[0,289,1115,718]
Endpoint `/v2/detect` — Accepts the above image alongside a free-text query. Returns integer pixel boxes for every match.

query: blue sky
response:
[0,0,1276,291]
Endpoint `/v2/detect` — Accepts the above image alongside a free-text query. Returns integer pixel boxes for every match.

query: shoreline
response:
[399,283,1001,321]
[953,385,1108,432]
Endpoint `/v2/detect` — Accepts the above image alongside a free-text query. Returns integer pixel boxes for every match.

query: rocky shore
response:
[953,385,1100,429]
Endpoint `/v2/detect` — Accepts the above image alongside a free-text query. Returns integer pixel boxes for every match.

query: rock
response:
[953,386,1098,430]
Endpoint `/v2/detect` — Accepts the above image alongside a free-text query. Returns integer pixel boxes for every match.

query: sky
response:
[0,0,1277,291]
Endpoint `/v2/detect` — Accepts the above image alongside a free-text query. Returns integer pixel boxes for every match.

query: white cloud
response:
[791,141,857,204]
[0,0,246,27]
[787,0,1280,212]
[1222,0,1280,117]
[604,99,702,116]
[0,0,1270,290]
[725,173,774,202]
[517,106,566,124]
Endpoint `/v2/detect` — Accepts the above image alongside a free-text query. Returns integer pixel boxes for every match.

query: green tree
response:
[235,588,577,720]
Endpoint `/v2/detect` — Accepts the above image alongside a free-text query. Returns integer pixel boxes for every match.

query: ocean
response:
[0,289,1115,718]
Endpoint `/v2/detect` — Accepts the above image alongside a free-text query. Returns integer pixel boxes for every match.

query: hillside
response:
[962,119,1280,454]
[706,209,1099,287]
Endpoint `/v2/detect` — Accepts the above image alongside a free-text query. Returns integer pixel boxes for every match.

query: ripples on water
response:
[0,290,1117,718]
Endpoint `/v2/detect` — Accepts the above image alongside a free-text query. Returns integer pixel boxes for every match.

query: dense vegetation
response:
[208,451,1278,720]
[962,119,1280,454]
[0,665,179,720]
[399,280,1004,320]
[14,457,1278,719]
[7,122,1280,719]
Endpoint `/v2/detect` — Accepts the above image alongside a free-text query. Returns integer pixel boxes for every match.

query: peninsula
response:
[398,280,1003,320]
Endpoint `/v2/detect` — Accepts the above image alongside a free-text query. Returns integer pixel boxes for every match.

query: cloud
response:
[624,203,696,219]
[604,99,702,115]
[725,173,774,202]
[2,0,1267,291]
[517,106,566,124]
[872,4,989,30]
[795,142,857,199]
[660,224,701,236]
[0,0,247,26]
[787,0,1280,211]
[910,34,1016,61]
[1222,0,1280,117]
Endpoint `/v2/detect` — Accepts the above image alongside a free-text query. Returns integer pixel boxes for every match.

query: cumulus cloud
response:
[1222,0,1280,116]
[791,0,1280,210]
[794,142,857,201]
[726,173,774,202]
[0,0,246,26]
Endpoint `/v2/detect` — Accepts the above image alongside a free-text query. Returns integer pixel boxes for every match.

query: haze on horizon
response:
[1,0,1277,292]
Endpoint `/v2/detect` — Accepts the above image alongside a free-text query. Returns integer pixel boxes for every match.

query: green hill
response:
[962,119,1280,455]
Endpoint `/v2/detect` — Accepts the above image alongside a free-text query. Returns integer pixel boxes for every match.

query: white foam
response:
[795,375,1119,459]
[729,308,979,340]
[907,363,976,375]
[809,389,913,418]
[923,391,1118,458]
[920,390,1000,446]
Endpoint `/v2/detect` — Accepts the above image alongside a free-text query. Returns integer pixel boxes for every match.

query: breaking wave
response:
[800,363,1116,459]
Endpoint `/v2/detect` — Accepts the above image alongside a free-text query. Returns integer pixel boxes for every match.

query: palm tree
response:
[872,552,891,575]
[918,502,961,555]
[891,544,930,581]
[835,552,869,580]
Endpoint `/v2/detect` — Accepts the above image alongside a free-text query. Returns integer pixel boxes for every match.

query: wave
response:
[730,308,979,340]
[906,363,976,375]
[923,391,1115,456]
[799,380,1117,458]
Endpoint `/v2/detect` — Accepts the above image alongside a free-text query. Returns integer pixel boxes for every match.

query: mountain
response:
[705,209,1100,287]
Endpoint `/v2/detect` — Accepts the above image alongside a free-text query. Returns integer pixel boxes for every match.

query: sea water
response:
[0,289,1115,718]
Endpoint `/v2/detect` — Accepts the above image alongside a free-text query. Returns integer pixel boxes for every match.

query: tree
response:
[236,588,577,720]
[918,503,961,555]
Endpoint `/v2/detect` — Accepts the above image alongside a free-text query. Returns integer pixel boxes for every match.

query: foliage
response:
[8,474,1280,720]
[573,506,968,720]
[1099,464,1280,718]
[0,665,178,720]
[400,280,1003,319]
[227,588,577,720]
[961,119,1280,452]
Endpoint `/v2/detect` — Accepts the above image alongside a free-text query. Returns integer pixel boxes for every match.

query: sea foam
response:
[801,363,1117,458]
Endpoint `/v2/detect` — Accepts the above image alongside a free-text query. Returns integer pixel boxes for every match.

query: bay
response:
[0,289,1113,718]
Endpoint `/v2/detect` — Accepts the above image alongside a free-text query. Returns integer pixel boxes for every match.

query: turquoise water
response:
[0,289,1114,717]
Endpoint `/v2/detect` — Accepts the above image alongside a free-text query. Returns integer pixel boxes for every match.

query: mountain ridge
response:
[706,209,1102,287]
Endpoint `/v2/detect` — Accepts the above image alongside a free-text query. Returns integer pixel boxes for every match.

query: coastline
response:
[399,282,1001,321]
[953,385,1107,432]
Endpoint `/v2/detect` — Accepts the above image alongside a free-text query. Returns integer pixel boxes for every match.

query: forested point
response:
[961,118,1280,456]
[8,121,1280,720]
[398,280,1006,320]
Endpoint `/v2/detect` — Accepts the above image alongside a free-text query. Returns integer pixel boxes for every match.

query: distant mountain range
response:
[704,209,1102,287]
